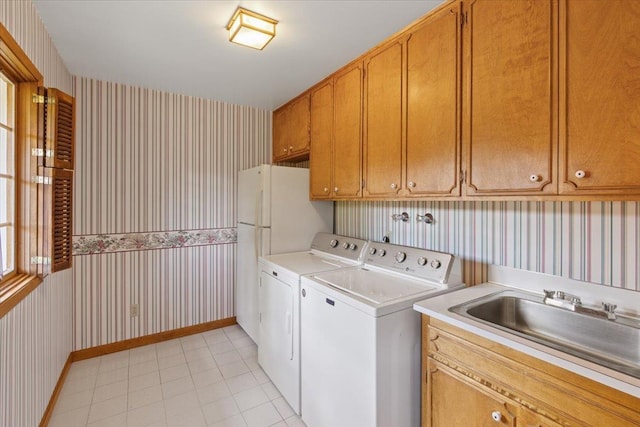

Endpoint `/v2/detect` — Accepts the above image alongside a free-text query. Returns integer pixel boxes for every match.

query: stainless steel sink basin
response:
[449,290,640,379]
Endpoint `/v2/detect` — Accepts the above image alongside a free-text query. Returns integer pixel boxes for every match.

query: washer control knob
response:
[378,249,387,257]
[431,259,442,269]
[395,252,407,263]
[329,239,339,248]
[349,243,358,251]
[342,242,350,249]
[417,257,427,266]
[369,247,377,255]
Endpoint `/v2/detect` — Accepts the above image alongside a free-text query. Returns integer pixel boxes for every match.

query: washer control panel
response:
[311,233,368,262]
[363,241,455,284]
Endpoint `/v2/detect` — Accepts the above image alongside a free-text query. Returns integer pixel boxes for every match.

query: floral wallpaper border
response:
[72,228,237,255]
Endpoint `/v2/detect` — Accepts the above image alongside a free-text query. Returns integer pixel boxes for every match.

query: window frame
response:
[0,71,17,281]
[0,22,44,319]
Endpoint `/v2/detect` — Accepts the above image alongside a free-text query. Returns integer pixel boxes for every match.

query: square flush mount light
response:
[226,7,278,50]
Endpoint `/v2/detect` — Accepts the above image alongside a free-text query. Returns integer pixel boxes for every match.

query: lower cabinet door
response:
[427,359,517,427]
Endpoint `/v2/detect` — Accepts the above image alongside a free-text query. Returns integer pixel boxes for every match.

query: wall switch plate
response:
[130,304,139,317]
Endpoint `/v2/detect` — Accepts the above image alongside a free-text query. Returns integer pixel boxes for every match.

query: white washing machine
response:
[258,232,368,415]
[300,242,463,427]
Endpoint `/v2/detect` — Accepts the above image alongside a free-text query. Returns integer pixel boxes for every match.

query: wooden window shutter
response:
[35,87,75,274]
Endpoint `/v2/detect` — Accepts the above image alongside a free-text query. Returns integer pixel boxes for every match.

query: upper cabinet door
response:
[333,63,363,198]
[464,0,557,195]
[309,81,333,199]
[560,0,640,194]
[272,106,290,162]
[287,93,311,156]
[406,4,461,197]
[363,40,403,198]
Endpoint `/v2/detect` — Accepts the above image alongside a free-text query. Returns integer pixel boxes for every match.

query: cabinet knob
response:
[491,411,502,422]
[334,187,339,193]
[323,187,329,193]
[390,183,397,189]
[282,148,288,152]
[289,146,293,150]
[408,181,416,188]
[575,170,586,179]
[529,174,541,182]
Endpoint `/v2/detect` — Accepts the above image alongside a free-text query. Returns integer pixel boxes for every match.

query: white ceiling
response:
[32,0,445,110]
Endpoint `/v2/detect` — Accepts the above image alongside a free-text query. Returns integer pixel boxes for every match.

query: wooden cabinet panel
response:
[333,63,363,198]
[560,0,640,194]
[427,359,517,427]
[272,107,289,161]
[465,0,556,195]
[272,93,310,162]
[406,4,461,197]
[309,81,333,198]
[363,41,403,197]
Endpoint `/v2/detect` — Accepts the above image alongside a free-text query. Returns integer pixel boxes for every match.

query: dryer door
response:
[258,271,300,413]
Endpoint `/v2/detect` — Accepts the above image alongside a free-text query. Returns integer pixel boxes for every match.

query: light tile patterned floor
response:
[49,325,306,427]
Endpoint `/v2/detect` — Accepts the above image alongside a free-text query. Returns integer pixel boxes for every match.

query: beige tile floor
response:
[49,325,306,427]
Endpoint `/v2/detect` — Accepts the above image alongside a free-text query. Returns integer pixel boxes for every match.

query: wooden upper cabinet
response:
[464,0,557,196]
[309,81,333,199]
[559,0,640,195]
[333,63,363,198]
[272,93,310,162]
[406,3,461,197]
[363,40,403,198]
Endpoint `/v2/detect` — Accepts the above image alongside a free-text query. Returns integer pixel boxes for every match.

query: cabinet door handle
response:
[408,181,416,188]
[491,411,502,422]
[282,147,288,152]
[529,174,541,182]
[334,187,339,193]
[390,183,397,189]
[575,170,586,179]
[289,145,293,150]
[323,187,329,193]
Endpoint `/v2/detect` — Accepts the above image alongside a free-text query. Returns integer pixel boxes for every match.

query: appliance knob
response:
[349,243,358,251]
[431,259,442,269]
[395,252,407,263]
[330,239,339,248]
[369,247,377,255]
[417,257,427,266]
[342,242,350,249]
[378,249,387,257]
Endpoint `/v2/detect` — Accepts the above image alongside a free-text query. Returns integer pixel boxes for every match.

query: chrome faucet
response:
[543,289,582,311]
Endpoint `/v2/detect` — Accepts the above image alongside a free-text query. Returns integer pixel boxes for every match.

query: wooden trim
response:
[39,353,73,427]
[0,273,42,318]
[71,317,237,361]
[0,22,42,84]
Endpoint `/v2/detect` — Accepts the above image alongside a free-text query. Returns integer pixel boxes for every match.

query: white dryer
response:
[300,242,463,427]
[258,232,367,415]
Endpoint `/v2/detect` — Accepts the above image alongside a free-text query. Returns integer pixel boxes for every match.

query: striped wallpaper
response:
[335,200,640,290]
[0,0,74,426]
[72,77,271,350]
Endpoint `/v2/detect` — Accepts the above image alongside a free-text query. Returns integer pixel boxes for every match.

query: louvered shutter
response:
[36,87,75,274]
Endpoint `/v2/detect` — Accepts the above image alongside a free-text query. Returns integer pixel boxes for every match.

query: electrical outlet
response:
[130,303,139,317]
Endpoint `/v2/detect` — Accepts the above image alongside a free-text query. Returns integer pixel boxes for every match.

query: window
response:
[0,72,16,280]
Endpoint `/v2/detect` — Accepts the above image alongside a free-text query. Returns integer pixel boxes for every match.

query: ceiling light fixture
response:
[226,7,278,50]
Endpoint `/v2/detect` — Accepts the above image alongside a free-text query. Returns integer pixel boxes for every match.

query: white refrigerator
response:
[236,165,333,344]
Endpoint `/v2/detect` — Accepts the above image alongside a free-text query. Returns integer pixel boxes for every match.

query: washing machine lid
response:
[260,251,360,277]
[311,267,440,305]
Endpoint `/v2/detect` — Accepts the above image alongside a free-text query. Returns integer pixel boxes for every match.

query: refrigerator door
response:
[236,223,270,344]
[270,166,333,254]
[238,165,271,227]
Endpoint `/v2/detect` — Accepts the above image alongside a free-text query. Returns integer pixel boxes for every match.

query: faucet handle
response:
[602,302,617,320]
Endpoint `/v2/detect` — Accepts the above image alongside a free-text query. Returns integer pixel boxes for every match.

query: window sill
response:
[0,273,43,319]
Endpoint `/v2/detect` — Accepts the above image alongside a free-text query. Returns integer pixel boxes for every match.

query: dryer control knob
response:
[378,249,387,257]
[431,259,442,269]
[342,242,350,249]
[330,239,339,248]
[417,257,427,266]
[395,252,407,263]
[369,247,377,255]
[349,243,358,251]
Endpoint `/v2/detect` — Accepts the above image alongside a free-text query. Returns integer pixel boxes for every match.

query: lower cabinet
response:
[422,316,640,427]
